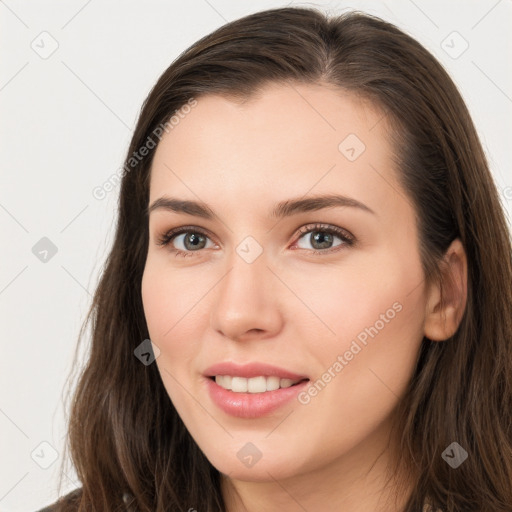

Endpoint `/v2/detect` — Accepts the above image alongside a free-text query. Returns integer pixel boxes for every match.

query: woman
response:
[41,6,512,512]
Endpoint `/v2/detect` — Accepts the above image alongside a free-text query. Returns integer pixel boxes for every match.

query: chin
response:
[205,445,308,483]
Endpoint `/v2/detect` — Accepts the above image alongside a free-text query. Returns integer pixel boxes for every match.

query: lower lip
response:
[205,377,310,419]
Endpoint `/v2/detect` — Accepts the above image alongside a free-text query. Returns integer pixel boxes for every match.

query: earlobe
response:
[423,238,468,342]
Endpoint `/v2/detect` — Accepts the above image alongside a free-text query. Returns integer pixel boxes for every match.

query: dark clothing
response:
[37,487,441,511]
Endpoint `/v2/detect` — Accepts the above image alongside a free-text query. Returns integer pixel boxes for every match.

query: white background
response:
[1,0,511,510]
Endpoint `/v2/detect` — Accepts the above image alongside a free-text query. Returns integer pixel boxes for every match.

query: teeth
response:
[214,375,302,393]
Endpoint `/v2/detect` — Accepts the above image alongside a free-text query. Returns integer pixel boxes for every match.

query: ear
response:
[424,238,468,342]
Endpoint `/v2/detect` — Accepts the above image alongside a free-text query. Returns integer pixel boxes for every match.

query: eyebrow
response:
[147,194,375,220]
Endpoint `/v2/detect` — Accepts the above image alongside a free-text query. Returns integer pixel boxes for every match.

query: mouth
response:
[205,373,311,418]
[208,375,310,393]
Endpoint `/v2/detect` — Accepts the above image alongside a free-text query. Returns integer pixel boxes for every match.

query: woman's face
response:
[141,82,428,484]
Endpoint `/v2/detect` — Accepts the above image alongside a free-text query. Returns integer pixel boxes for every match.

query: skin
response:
[141,82,467,512]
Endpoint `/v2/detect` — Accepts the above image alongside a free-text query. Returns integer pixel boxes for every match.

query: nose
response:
[209,250,284,342]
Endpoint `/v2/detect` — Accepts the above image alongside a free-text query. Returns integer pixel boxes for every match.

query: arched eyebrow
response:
[146,194,376,220]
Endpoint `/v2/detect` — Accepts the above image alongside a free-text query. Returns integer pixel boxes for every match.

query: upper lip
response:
[203,362,309,381]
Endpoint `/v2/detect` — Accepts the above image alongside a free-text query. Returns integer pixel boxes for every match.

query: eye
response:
[155,223,355,258]
[156,226,216,258]
[292,223,355,255]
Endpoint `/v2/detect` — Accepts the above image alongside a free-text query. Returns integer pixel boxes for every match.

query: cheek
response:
[282,251,426,349]
[288,247,427,405]
[296,255,426,413]
[142,265,201,418]
[141,261,209,382]
[282,268,426,471]
[141,260,206,344]
[141,270,171,343]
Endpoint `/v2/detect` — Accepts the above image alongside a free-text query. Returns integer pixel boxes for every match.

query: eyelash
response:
[156,223,355,258]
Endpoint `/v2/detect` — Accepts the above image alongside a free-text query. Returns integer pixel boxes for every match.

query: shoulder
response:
[35,487,82,512]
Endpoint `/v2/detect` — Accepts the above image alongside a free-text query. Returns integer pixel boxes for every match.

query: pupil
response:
[185,233,204,250]
[313,231,332,249]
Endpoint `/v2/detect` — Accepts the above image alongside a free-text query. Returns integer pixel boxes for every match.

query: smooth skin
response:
[141,82,467,512]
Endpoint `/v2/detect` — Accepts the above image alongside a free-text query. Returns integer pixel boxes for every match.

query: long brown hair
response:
[56,6,512,511]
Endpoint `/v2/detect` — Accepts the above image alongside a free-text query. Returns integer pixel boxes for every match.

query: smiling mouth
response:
[209,375,309,393]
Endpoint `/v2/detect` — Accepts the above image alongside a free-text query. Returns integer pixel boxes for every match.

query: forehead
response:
[148,82,399,216]
[154,82,386,150]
